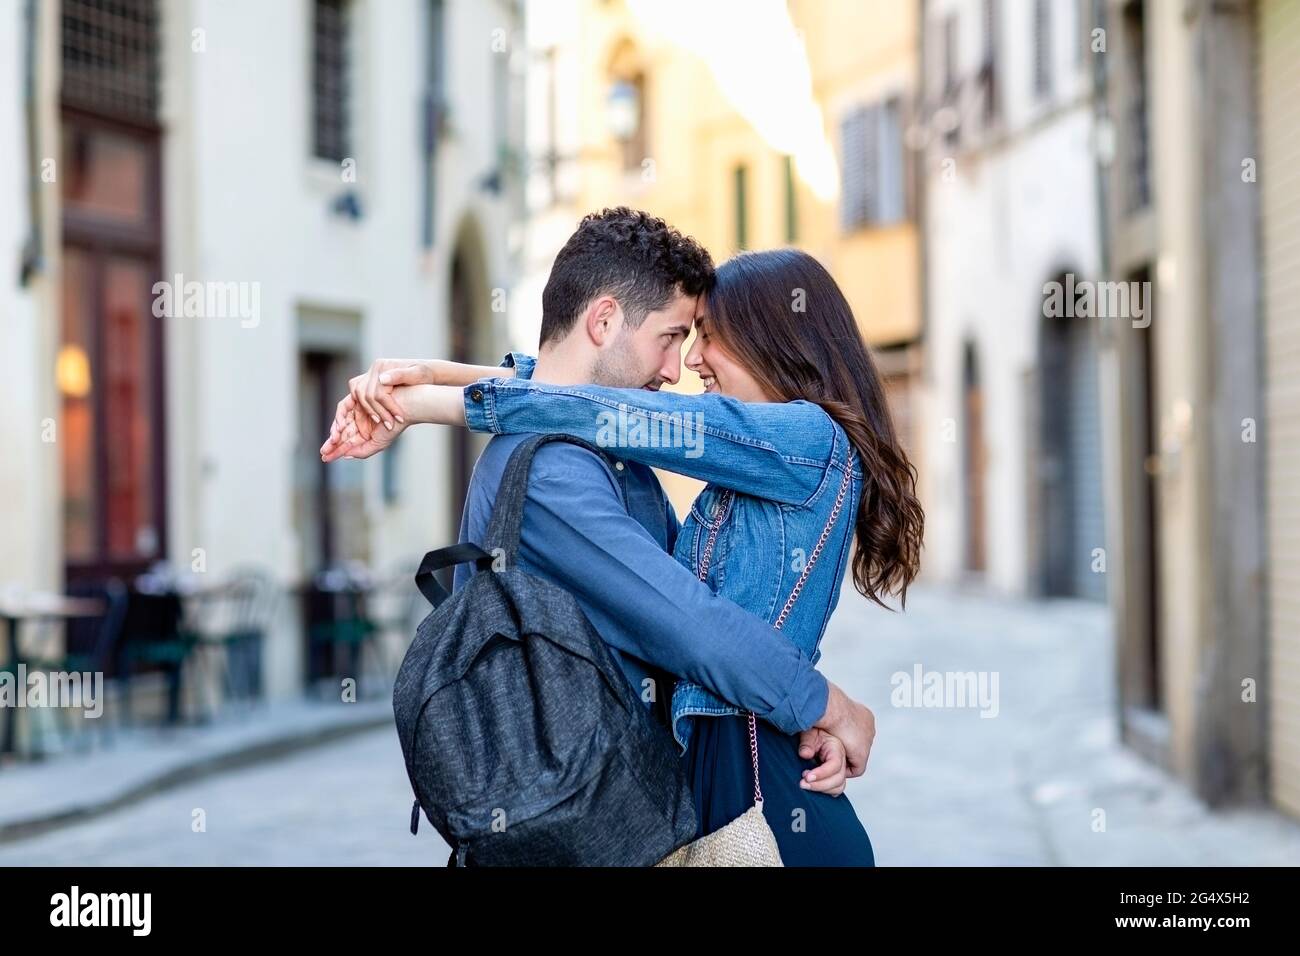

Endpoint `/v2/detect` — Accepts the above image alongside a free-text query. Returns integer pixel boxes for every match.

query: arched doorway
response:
[447,217,494,532]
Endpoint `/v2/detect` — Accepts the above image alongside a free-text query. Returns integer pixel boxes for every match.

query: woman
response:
[323,249,923,865]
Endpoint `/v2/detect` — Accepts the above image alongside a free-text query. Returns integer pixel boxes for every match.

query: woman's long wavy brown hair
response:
[704,249,923,608]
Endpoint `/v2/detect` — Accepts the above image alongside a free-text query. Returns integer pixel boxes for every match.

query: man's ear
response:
[584,296,623,347]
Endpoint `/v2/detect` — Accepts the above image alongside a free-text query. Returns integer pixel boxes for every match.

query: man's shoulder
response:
[476,433,620,490]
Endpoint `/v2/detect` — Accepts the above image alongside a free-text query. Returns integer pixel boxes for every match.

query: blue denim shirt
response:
[452,354,830,749]
[462,362,861,752]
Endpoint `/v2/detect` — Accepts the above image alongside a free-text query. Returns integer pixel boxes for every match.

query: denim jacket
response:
[468,356,862,753]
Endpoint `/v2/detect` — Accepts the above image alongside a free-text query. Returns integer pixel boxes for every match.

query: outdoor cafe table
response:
[0,592,106,758]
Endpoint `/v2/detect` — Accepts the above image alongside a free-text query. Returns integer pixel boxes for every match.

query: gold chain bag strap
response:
[656,456,855,867]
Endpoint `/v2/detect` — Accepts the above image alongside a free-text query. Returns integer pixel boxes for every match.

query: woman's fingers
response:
[362,373,397,430]
[372,365,429,424]
[800,735,848,796]
[366,377,407,428]
[349,392,374,442]
[377,363,430,388]
[351,372,383,429]
[797,727,824,760]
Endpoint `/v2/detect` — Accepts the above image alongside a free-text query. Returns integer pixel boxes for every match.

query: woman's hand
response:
[797,727,849,796]
[348,359,438,431]
[320,382,469,462]
[345,357,519,431]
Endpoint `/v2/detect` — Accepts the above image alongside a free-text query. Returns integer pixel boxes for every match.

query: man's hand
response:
[813,682,876,778]
[320,393,406,461]
[796,727,849,796]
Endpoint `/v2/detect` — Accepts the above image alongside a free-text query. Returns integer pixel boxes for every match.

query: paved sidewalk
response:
[0,696,393,844]
[0,725,445,866]
[824,585,1300,866]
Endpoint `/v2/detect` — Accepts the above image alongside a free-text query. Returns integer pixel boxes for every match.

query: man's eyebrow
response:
[664,324,692,336]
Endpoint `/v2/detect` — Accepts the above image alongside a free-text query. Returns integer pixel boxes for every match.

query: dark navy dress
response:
[685,713,875,866]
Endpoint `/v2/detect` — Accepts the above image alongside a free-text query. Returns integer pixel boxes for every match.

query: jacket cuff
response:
[463,380,500,433]
[781,663,830,733]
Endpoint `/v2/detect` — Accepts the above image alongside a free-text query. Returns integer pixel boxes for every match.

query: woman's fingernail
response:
[385,421,393,430]
[371,415,380,424]
[379,373,390,384]
[395,416,404,424]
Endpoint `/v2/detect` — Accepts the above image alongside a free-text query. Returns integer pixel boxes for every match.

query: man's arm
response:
[516,443,826,734]
[517,445,877,777]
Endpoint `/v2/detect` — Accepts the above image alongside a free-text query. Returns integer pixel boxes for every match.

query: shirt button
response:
[614,461,625,471]
[469,388,483,402]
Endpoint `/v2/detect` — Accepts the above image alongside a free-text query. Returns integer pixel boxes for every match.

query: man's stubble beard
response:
[591,326,651,388]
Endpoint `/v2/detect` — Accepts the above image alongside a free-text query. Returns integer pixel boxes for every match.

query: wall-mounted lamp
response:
[605,79,640,142]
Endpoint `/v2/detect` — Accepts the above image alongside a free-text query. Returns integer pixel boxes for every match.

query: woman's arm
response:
[345,357,522,429]
[320,382,470,462]
[463,379,840,506]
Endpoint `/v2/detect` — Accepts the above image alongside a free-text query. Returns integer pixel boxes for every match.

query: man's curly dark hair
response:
[539,207,715,346]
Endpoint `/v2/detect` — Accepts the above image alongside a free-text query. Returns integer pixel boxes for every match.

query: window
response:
[733,164,749,250]
[942,14,959,95]
[941,13,961,147]
[1077,0,1091,65]
[783,154,798,243]
[60,0,166,582]
[1122,0,1151,212]
[61,0,160,122]
[1033,0,1053,100]
[840,99,907,231]
[313,0,351,162]
[982,0,1001,123]
[421,0,446,246]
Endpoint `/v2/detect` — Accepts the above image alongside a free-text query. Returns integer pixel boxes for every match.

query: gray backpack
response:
[393,434,698,866]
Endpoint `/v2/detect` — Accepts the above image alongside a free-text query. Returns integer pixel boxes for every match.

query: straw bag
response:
[655,459,854,867]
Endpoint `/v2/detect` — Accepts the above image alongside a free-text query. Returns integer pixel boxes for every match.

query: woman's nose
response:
[685,339,702,368]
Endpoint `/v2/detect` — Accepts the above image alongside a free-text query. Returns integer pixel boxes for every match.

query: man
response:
[321,208,876,838]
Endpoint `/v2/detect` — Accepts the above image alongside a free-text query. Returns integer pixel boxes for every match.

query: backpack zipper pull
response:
[410,798,421,835]
[456,840,469,866]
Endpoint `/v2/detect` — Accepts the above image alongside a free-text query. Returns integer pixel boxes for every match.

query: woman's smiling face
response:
[684,310,776,403]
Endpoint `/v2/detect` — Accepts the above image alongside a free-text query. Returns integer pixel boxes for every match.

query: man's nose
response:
[659,354,681,386]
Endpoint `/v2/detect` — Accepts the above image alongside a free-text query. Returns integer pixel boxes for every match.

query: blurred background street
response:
[3,585,1298,865]
[2,0,1299,865]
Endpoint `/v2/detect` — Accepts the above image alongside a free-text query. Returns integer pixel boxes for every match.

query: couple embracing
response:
[320,207,923,866]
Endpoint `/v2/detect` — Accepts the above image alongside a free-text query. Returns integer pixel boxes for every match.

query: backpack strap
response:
[415,435,610,608]
[414,543,494,609]
[483,434,609,565]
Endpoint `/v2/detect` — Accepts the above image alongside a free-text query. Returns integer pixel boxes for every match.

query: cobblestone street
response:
[3,586,1298,866]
